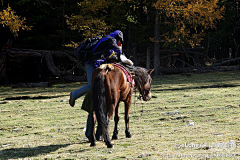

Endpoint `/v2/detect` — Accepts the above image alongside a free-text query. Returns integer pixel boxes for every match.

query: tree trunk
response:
[1,49,86,83]
[154,3,160,75]
[146,5,151,70]
[147,47,150,69]
[206,57,240,68]
[0,52,8,84]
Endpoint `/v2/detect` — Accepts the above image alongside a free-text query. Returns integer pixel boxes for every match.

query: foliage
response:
[0,0,80,50]
[66,0,111,39]
[64,41,79,49]
[154,0,225,47]
[0,6,32,37]
[65,0,156,51]
[0,0,238,62]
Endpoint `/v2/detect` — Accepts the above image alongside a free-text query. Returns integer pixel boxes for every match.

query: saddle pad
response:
[113,63,134,86]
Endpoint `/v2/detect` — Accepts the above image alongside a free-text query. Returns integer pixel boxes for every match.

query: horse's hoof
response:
[125,132,132,138]
[107,143,113,148]
[126,134,132,138]
[126,133,132,138]
[112,134,118,140]
[90,142,96,147]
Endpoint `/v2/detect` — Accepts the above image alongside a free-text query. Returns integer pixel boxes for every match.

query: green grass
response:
[0,71,240,159]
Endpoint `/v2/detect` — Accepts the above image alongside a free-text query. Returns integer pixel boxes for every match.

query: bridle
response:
[135,75,151,101]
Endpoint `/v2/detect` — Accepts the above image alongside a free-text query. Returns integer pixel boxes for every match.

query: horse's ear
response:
[148,69,154,75]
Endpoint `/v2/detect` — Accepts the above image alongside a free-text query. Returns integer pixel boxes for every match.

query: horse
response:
[89,63,154,148]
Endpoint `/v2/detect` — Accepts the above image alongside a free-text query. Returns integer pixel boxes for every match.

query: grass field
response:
[0,71,240,159]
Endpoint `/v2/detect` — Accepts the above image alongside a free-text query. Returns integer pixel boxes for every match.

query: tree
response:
[0,5,32,84]
[154,0,224,48]
[151,0,225,75]
[0,0,81,50]
[1,1,233,83]
[0,5,31,37]
[154,3,160,75]
[205,0,240,60]
[66,0,111,46]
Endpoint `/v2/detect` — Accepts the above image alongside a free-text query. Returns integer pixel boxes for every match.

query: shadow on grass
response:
[152,84,240,92]
[0,141,93,159]
[3,95,66,100]
[0,144,70,159]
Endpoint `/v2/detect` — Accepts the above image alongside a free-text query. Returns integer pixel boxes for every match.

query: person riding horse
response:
[69,30,133,140]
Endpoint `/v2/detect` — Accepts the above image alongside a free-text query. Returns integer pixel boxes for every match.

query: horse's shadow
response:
[0,142,87,159]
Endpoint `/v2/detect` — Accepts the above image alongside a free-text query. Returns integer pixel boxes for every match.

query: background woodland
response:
[0,0,239,83]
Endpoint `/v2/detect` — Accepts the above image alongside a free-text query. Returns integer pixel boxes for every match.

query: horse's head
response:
[133,67,154,101]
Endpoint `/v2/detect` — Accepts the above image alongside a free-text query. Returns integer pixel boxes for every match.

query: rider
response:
[69,30,133,139]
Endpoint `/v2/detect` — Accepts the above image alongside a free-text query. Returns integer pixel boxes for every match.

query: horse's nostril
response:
[146,96,151,101]
[143,96,149,101]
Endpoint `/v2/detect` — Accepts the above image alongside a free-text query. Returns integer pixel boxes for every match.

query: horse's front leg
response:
[112,102,120,140]
[124,100,132,138]
[90,111,96,147]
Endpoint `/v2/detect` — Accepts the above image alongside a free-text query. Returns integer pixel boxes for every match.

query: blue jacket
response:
[88,30,123,67]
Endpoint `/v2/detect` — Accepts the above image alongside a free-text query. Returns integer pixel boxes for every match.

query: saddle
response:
[97,63,135,87]
[82,63,135,112]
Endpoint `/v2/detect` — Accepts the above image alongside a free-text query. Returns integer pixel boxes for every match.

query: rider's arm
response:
[108,38,122,55]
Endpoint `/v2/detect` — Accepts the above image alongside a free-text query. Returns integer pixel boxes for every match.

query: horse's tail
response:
[92,70,112,147]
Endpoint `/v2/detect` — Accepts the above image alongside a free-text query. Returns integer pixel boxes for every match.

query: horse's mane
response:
[133,67,150,86]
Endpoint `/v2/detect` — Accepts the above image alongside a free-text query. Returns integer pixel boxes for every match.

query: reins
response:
[133,77,146,115]
[113,64,147,115]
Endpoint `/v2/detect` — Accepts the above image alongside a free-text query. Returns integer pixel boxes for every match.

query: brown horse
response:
[89,63,153,148]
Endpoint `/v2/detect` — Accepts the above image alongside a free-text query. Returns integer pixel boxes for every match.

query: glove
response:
[120,54,134,66]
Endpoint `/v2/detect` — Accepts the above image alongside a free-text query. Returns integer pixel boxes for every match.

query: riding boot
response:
[85,114,92,141]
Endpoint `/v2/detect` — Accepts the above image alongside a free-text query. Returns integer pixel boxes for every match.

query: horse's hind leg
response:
[112,102,120,140]
[124,101,132,138]
[90,111,96,147]
[102,118,113,148]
